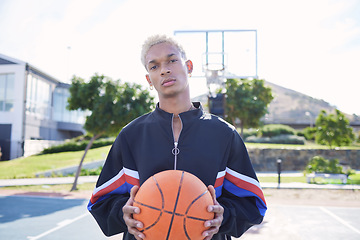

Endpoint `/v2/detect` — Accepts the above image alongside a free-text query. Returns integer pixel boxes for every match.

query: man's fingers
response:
[123,205,140,214]
[208,185,216,200]
[207,204,224,214]
[121,185,144,239]
[130,185,139,198]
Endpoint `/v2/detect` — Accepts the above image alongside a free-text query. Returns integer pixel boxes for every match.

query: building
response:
[0,53,86,160]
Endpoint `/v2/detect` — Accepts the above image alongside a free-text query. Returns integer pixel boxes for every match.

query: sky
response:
[0,0,359,115]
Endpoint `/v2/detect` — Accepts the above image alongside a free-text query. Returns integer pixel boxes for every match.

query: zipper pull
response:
[172,141,180,170]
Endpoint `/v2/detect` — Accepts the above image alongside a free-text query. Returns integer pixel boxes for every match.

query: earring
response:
[150,85,154,90]
[188,73,192,78]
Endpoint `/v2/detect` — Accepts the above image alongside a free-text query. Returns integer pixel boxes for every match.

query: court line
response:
[319,207,360,235]
[27,212,88,240]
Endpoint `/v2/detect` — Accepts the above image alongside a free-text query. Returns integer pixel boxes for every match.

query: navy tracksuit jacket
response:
[88,102,267,239]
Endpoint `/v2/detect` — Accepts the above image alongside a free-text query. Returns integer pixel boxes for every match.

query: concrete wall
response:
[24,140,63,157]
[0,63,26,159]
[248,148,360,172]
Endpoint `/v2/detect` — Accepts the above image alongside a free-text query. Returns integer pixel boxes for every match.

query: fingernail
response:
[203,232,208,237]
[205,222,211,227]
[137,223,142,228]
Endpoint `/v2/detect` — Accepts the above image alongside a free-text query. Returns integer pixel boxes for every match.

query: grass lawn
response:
[245,142,360,149]
[258,176,307,183]
[0,145,111,179]
[1,182,97,192]
[2,174,359,194]
[258,173,360,185]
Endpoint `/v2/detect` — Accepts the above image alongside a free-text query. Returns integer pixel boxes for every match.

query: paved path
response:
[1,194,359,240]
[1,174,360,190]
[0,176,98,187]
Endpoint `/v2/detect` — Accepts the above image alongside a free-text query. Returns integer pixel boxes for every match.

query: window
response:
[26,74,51,119]
[53,86,87,124]
[0,73,15,112]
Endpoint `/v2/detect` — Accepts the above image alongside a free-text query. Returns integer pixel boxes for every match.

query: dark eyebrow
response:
[148,59,157,65]
[147,53,178,66]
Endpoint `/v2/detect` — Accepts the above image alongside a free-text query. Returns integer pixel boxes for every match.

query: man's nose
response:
[160,65,171,76]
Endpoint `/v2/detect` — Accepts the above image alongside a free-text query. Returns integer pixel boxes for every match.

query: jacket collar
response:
[152,102,204,123]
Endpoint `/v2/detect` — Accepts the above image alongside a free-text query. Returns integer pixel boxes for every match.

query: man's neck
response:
[158,96,193,116]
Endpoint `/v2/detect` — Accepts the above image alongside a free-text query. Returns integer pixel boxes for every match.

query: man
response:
[88,35,267,240]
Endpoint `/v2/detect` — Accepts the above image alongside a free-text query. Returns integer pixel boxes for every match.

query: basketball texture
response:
[133,170,214,240]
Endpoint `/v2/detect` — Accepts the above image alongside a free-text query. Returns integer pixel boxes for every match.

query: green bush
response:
[80,166,103,176]
[296,131,305,137]
[259,124,296,137]
[304,156,354,176]
[65,166,103,177]
[303,127,316,140]
[245,134,305,145]
[41,138,114,154]
[241,128,259,139]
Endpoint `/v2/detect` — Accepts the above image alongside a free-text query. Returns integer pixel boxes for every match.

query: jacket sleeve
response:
[87,133,139,237]
[216,130,267,238]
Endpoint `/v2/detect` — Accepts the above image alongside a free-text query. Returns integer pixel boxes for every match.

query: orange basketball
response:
[133,170,214,240]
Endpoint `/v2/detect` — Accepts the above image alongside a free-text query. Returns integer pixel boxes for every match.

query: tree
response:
[225,78,273,137]
[67,73,154,191]
[315,109,355,149]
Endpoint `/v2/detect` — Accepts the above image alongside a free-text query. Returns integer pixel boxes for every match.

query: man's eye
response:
[150,65,157,70]
[170,59,178,63]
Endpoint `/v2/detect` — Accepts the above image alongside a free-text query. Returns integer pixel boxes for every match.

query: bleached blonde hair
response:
[141,34,187,70]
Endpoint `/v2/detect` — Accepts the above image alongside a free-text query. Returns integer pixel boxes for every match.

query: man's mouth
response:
[162,78,176,86]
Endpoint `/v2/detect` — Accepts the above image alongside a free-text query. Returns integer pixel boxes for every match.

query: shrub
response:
[304,156,354,176]
[302,127,316,140]
[259,124,296,137]
[296,131,305,137]
[245,134,305,145]
[245,135,271,144]
[80,166,103,176]
[241,128,259,139]
[40,138,114,154]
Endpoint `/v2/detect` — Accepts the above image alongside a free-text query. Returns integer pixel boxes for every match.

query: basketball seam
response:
[135,171,211,239]
[184,189,211,239]
[134,175,166,232]
[166,171,185,240]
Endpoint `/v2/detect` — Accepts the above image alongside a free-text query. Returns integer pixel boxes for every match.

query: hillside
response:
[264,81,336,125]
[192,80,356,127]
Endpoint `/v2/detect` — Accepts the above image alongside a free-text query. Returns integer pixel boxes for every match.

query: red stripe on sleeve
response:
[214,175,225,188]
[90,175,126,204]
[125,174,140,186]
[225,173,267,205]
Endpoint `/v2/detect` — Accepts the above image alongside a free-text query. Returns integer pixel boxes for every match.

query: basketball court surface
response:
[1,193,359,240]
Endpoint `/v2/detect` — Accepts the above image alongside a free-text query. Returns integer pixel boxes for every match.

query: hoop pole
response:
[206,32,209,65]
[222,31,225,68]
[255,30,258,78]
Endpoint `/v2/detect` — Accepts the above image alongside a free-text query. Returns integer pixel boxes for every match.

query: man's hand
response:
[122,185,145,240]
[203,185,224,240]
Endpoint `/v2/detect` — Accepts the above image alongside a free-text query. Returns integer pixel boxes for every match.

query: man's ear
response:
[186,60,193,74]
[145,74,151,85]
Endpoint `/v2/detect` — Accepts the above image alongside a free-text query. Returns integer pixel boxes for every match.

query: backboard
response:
[174,30,258,79]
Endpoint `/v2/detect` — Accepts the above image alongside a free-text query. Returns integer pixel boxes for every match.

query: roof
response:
[0,53,26,65]
[0,53,61,84]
